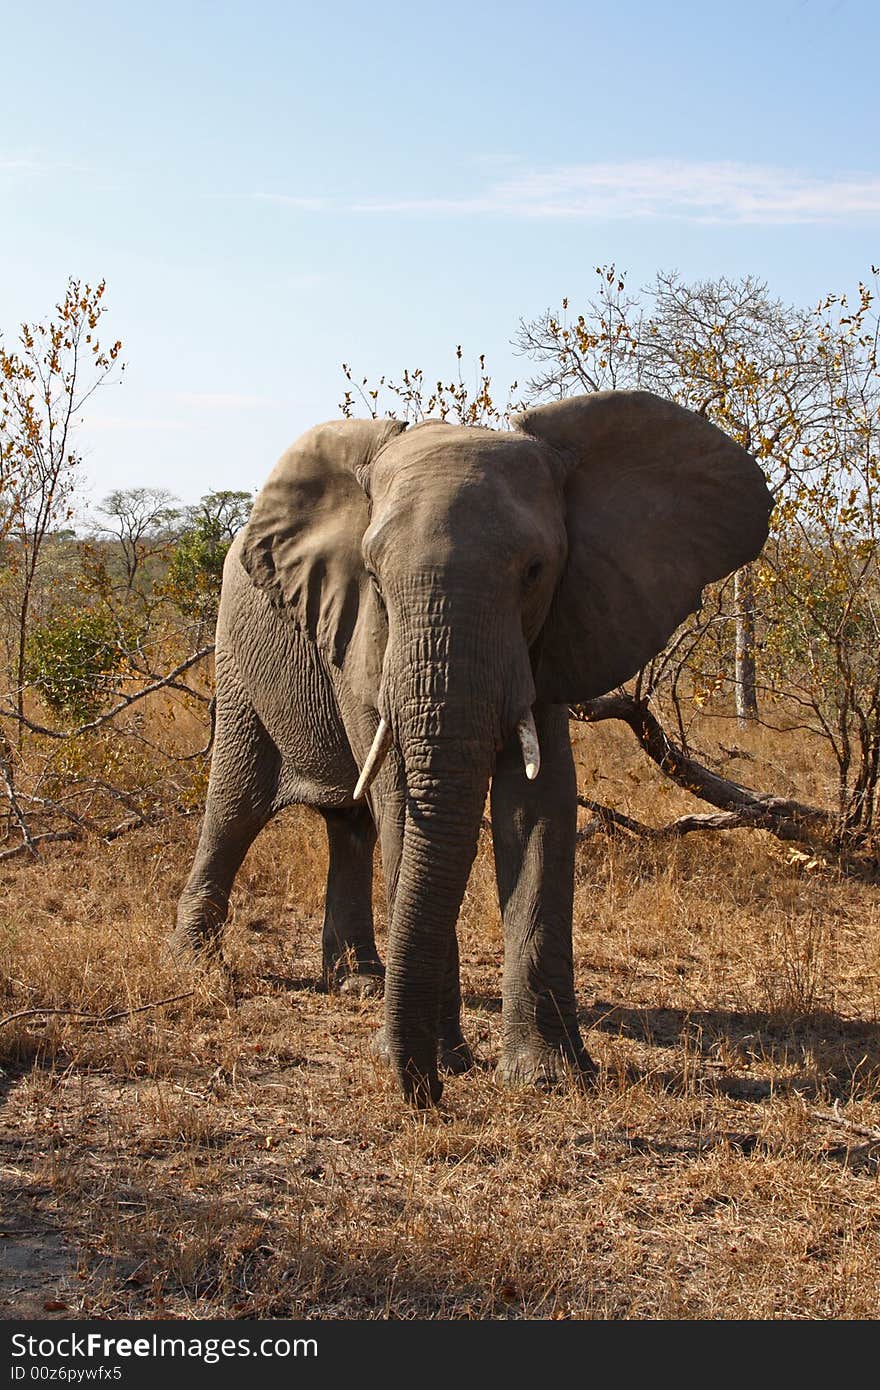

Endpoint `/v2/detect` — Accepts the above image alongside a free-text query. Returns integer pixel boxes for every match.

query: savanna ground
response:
[1,714,880,1321]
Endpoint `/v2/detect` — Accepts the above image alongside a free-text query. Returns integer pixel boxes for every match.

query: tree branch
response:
[0,991,195,1031]
[573,693,842,848]
[0,645,215,738]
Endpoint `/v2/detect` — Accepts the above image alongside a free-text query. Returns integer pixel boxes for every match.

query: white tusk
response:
[516,710,541,781]
[354,718,392,800]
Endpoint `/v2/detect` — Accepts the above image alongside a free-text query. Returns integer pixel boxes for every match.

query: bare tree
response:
[181,489,253,541]
[341,348,519,427]
[94,487,180,590]
[514,269,832,724]
[513,265,644,399]
[514,268,880,847]
[0,279,123,736]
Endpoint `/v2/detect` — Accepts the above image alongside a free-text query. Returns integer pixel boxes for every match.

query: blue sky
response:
[2,0,878,513]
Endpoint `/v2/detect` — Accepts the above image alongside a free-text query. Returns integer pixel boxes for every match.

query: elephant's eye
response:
[523,559,544,590]
[368,571,386,609]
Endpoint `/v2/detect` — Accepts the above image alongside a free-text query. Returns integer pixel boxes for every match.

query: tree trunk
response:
[734,564,759,725]
[15,580,31,749]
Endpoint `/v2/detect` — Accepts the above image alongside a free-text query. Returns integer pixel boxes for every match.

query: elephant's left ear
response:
[240,417,407,669]
[514,391,773,703]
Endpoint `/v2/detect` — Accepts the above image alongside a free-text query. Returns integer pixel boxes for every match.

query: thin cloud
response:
[253,192,332,212]
[485,161,880,223]
[1,154,96,178]
[87,415,199,433]
[260,160,880,225]
[170,392,287,409]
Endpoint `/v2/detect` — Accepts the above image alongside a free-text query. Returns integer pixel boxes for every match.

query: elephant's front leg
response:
[491,704,597,1088]
[320,805,384,995]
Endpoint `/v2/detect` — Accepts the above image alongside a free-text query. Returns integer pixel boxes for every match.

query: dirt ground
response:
[2,720,880,1320]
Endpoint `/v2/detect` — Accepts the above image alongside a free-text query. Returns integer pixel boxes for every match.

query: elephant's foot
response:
[401,1066,443,1108]
[169,919,224,966]
[439,1032,475,1075]
[337,970,384,999]
[167,918,236,1005]
[171,887,230,964]
[370,1025,475,1075]
[496,1040,598,1091]
[323,951,385,997]
[369,1029,443,1106]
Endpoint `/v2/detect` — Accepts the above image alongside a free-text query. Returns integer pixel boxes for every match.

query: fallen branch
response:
[576,797,801,841]
[14,792,101,835]
[0,804,199,863]
[0,991,195,1031]
[809,1102,880,1144]
[577,798,655,838]
[665,809,766,834]
[573,693,841,849]
[0,830,81,863]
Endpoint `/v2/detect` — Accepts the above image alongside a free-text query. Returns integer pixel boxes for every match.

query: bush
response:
[162,491,252,629]
[163,521,229,622]
[25,607,127,722]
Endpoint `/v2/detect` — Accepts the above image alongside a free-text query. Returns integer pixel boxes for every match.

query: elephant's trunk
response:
[384,744,492,1104]
[379,585,531,1104]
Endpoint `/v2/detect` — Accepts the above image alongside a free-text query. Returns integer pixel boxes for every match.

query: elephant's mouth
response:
[353,707,541,801]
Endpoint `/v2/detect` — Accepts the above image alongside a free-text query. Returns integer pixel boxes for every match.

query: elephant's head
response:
[240,392,772,1101]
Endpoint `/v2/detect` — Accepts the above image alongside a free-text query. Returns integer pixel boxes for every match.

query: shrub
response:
[25,606,127,722]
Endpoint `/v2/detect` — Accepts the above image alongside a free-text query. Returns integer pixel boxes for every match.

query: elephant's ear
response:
[514,391,773,703]
[240,418,407,669]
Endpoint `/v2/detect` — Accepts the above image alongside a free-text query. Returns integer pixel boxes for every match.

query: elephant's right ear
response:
[240,418,407,668]
[514,392,773,703]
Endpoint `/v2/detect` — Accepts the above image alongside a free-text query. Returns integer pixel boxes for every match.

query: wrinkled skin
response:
[173,392,772,1105]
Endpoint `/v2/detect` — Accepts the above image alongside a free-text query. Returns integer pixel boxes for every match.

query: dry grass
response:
[2,718,880,1319]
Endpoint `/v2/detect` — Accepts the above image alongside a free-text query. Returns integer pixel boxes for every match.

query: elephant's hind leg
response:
[172,657,280,958]
[320,805,384,996]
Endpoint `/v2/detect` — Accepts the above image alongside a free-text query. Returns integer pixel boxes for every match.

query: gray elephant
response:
[173,391,772,1104]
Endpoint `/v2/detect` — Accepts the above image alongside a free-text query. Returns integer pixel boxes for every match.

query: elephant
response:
[173,390,772,1105]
